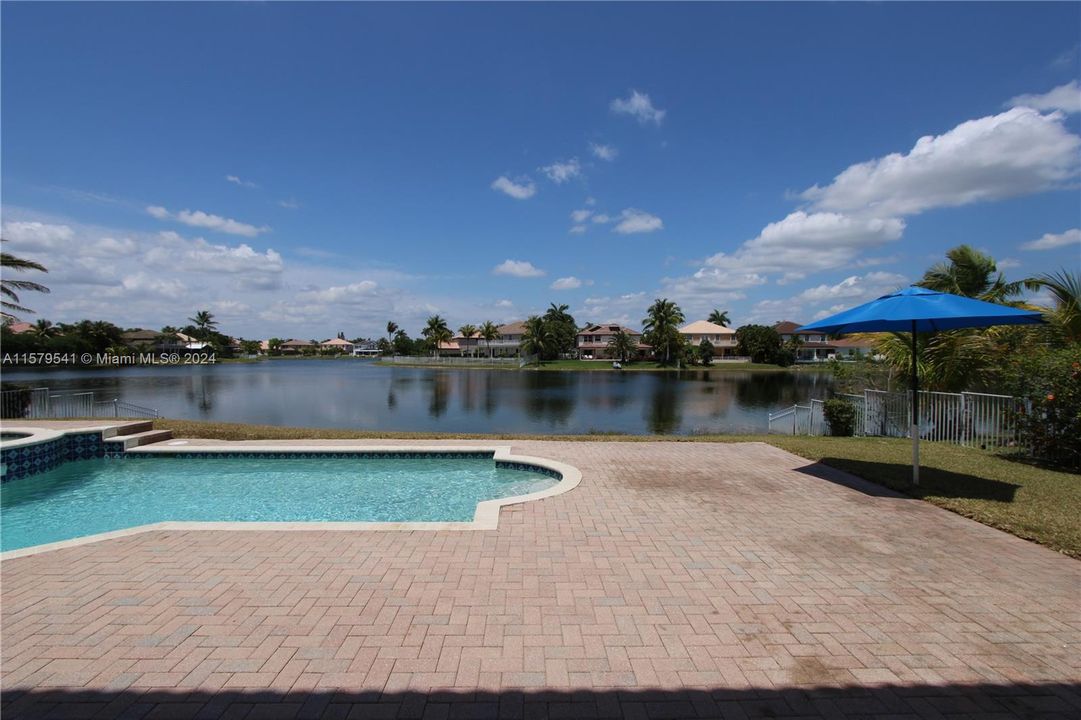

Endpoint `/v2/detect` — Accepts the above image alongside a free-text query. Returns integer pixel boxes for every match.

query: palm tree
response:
[479,321,499,358]
[543,303,577,356]
[1,241,50,320]
[708,309,731,327]
[606,329,637,363]
[642,298,685,364]
[1033,269,1081,342]
[458,323,478,357]
[918,245,1033,304]
[421,315,451,356]
[188,310,218,341]
[267,338,284,355]
[30,318,58,340]
[386,321,399,346]
[520,315,549,359]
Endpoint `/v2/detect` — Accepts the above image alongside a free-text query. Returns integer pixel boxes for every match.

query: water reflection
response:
[2,361,832,435]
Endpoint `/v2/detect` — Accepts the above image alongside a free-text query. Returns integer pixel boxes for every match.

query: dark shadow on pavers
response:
[794,459,1020,503]
[3,683,1080,719]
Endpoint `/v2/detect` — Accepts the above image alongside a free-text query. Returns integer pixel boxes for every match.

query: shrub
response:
[1002,346,1081,469]
[823,397,857,437]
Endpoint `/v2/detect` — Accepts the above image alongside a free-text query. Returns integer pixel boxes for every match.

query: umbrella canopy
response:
[797,285,1043,334]
[797,285,1042,485]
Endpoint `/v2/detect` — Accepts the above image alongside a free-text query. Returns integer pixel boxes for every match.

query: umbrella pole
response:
[911,321,919,486]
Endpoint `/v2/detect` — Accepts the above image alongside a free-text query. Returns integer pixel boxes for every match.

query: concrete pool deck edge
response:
[0,433,583,560]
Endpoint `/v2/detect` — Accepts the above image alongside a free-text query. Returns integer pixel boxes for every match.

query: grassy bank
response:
[154,418,1080,557]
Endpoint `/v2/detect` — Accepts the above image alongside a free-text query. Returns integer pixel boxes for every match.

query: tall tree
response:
[1033,269,1081,343]
[520,315,549,359]
[918,244,1034,303]
[642,298,685,365]
[1,241,50,320]
[735,324,783,364]
[479,321,499,358]
[422,315,452,356]
[458,323,477,356]
[188,310,218,341]
[707,309,730,327]
[606,329,637,363]
[386,321,399,346]
[542,303,578,357]
[30,319,58,340]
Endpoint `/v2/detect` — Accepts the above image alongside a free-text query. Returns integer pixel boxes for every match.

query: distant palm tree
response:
[1,241,50,320]
[479,321,499,358]
[520,315,549,359]
[606,329,637,363]
[458,323,478,357]
[386,321,399,346]
[267,338,284,355]
[31,318,58,339]
[642,298,685,364]
[188,310,218,341]
[422,315,452,356]
[1033,269,1081,342]
[708,309,730,327]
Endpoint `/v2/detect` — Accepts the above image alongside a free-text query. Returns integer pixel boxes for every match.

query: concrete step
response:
[112,421,156,437]
[104,429,173,450]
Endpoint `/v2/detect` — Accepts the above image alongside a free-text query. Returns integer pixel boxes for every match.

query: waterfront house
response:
[774,320,875,362]
[320,337,355,354]
[352,340,380,357]
[4,321,34,334]
[576,324,646,360]
[121,329,197,353]
[280,339,316,354]
[678,320,738,358]
[480,321,527,357]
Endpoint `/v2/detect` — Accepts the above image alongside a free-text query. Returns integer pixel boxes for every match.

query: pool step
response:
[109,421,156,437]
[104,429,174,451]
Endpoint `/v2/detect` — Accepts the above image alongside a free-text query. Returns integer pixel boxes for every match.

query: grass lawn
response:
[153,418,1081,558]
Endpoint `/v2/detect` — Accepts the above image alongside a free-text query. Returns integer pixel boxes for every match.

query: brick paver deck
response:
[2,440,1079,719]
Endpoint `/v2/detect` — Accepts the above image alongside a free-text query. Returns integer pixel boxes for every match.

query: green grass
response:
[153,418,1081,558]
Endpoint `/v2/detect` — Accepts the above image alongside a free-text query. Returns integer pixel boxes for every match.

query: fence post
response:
[114,399,119,418]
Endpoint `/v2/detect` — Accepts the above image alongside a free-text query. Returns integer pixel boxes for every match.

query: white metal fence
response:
[0,388,159,419]
[769,389,1021,449]
[384,355,522,367]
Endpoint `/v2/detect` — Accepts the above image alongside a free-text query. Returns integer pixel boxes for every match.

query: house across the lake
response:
[678,320,738,358]
[320,337,354,354]
[121,330,208,353]
[774,321,876,362]
[576,323,646,360]
[279,339,316,354]
[352,340,380,357]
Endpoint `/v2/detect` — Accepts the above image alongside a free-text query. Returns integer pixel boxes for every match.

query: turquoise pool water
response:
[1,454,557,550]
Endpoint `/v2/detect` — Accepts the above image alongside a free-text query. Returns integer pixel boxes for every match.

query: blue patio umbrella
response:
[797,286,1042,485]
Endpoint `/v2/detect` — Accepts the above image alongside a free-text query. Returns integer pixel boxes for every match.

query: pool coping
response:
[0,439,582,560]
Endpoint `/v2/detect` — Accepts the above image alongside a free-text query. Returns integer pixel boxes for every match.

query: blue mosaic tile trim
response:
[110,451,497,461]
[496,460,563,480]
[1,432,105,482]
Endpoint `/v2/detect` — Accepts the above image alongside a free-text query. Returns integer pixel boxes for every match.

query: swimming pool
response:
[1,451,562,551]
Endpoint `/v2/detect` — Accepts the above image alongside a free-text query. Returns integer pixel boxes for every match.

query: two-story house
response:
[678,320,738,358]
[576,324,646,360]
[774,321,875,362]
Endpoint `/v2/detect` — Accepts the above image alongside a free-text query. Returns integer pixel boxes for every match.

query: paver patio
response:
[2,439,1079,719]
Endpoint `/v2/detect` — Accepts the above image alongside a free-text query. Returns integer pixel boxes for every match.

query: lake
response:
[2,359,833,435]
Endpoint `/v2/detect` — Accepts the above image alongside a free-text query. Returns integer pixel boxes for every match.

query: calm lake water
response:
[3,359,833,435]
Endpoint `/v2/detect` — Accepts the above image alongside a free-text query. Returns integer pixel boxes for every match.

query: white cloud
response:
[539,158,581,184]
[569,225,587,235]
[570,209,593,223]
[299,281,382,304]
[584,197,596,206]
[490,176,536,199]
[1,221,75,250]
[492,259,545,278]
[578,292,648,327]
[1008,80,1081,115]
[613,208,663,235]
[590,143,618,161]
[1021,227,1081,250]
[610,90,666,125]
[997,258,1021,269]
[278,198,300,209]
[225,174,258,188]
[801,107,1080,217]
[145,205,268,237]
[550,276,587,290]
[746,272,908,324]
[495,299,514,308]
[591,213,611,224]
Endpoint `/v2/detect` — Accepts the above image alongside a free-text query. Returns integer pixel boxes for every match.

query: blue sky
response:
[2,2,1079,339]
